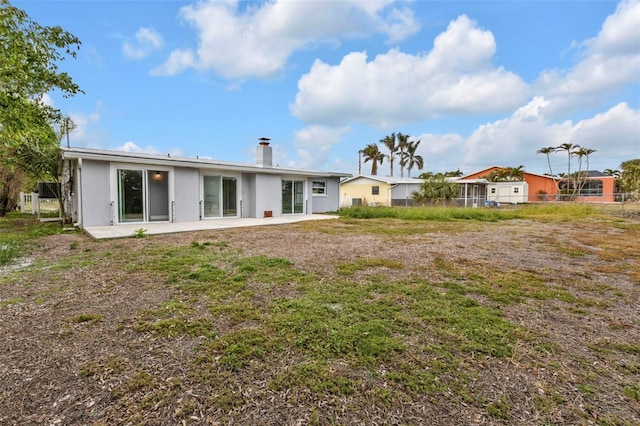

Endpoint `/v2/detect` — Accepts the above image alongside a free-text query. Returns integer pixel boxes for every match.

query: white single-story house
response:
[61,142,350,228]
[339,175,424,207]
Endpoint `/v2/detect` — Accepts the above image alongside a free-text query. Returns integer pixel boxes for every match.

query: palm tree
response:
[396,133,410,177]
[380,133,398,177]
[582,148,596,174]
[507,165,525,181]
[537,146,559,193]
[573,147,596,195]
[604,168,621,178]
[403,140,424,178]
[556,142,579,198]
[537,146,556,177]
[361,143,385,176]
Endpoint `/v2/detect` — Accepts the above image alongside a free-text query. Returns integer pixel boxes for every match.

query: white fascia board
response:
[61,147,350,178]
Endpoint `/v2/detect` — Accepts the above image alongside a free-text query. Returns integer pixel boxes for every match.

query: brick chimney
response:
[256,137,272,167]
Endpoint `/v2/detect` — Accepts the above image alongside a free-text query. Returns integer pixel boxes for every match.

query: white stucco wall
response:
[173,167,200,222]
[390,183,422,205]
[254,174,282,217]
[80,160,112,227]
[311,177,341,212]
[241,174,256,218]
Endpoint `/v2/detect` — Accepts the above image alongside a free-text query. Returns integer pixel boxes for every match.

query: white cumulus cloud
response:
[291,15,529,127]
[534,0,640,116]
[115,141,183,157]
[152,0,420,79]
[123,27,164,60]
[460,99,639,173]
[293,125,351,169]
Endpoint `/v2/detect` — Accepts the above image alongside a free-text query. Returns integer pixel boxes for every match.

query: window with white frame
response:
[513,187,519,193]
[372,186,380,195]
[312,180,327,196]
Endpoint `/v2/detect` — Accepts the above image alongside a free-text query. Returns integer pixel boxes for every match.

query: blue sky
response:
[20,0,640,176]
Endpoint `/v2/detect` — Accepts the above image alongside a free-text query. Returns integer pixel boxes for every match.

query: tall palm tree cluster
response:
[361,133,424,177]
[536,143,597,197]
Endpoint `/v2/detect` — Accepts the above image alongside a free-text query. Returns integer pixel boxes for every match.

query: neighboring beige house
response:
[340,175,424,207]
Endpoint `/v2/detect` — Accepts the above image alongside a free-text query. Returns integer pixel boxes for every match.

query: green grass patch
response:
[337,257,403,275]
[269,361,359,396]
[134,300,216,338]
[337,204,606,224]
[0,213,63,266]
[623,384,640,401]
[134,317,216,338]
[338,206,520,221]
[78,355,127,378]
[71,313,103,324]
[434,263,577,305]
[486,394,510,419]
[209,299,262,325]
[197,327,276,371]
[0,297,25,307]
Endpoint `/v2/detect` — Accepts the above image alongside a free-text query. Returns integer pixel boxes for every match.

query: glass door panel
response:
[282,179,304,214]
[203,176,221,218]
[147,171,169,221]
[222,177,237,217]
[294,181,304,213]
[118,169,144,222]
[282,180,293,214]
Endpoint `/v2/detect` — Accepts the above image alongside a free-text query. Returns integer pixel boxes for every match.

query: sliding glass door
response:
[222,177,237,217]
[117,168,169,223]
[118,170,144,222]
[203,176,221,218]
[282,179,304,214]
[202,175,238,218]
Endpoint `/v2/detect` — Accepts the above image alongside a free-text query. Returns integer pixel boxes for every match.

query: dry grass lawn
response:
[1,213,639,425]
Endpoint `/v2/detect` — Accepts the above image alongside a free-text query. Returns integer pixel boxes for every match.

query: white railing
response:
[19,192,60,216]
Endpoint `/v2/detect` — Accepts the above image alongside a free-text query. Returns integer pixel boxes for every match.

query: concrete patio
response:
[83,214,340,239]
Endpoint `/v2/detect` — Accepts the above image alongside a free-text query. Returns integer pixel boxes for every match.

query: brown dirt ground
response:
[0,217,638,425]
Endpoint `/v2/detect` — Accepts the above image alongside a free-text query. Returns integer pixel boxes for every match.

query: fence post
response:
[32,193,39,215]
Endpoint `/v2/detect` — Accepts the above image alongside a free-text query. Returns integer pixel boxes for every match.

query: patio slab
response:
[83,214,339,239]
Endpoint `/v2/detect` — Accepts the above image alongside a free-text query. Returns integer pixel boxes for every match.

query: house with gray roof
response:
[61,141,350,228]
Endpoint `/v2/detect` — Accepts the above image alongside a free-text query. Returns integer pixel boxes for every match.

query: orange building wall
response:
[462,167,616,202]
[524,174,558,202]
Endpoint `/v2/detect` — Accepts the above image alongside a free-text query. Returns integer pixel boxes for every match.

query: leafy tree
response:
[362,143,385,176]
[0,0,82,215]
[418,170,463,179]
[619,159,640,200]
[0,164,25,215]
[412,176,458,205]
